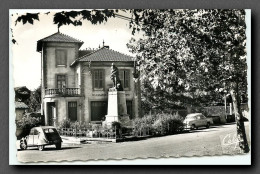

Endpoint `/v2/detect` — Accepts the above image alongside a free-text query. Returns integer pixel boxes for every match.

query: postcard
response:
[9,9,251,165]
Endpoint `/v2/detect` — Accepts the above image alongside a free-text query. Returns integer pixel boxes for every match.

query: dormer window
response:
[56,49,67,67]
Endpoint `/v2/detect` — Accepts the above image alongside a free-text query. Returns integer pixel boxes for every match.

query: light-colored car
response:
[183,113,213,130]
[20,126,62,151]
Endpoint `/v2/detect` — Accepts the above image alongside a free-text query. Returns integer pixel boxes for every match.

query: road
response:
[17,122,250,163]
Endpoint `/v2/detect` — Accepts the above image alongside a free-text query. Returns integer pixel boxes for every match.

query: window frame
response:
[119,69,130,90]
[92,69,105,91]
[56,74,67,89]
[55,49,67,67]
[68,101,77,122]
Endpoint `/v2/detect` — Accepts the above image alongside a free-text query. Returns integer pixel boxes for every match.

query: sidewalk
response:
[60,136,116,144]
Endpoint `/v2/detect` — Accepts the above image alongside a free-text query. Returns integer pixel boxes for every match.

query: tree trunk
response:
[230,88,249,153]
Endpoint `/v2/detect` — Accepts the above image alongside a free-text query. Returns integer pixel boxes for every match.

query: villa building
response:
[37,32,141,126]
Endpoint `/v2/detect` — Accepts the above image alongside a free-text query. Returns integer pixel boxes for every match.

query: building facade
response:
[37,32,141,126]
[15,101,29,121]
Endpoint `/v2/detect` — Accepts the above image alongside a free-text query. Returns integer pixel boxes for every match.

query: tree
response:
[127,9,249,153]
[12,10,119,43]
[26,86,41,112]
[14,86,41,112]
[15,86,31,102]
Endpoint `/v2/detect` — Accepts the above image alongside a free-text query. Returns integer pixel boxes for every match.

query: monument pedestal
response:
[104,89,132,127]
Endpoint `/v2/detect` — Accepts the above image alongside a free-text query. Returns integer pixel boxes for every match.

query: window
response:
[29,129,35,135]
[93,70,104,90]
[34,129,39,135]
[119,70,130,90]
[56,49,67,67]
[44,128,55,134]
[57,75,66,88]
[91,101,107,121]
[68,102,77,122]
[126,101,132,119]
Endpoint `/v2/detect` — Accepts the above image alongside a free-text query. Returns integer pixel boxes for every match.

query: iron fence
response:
[57,126,118,139]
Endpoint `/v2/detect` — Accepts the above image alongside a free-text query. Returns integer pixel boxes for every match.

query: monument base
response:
[103,114,132,128]
[105,115,118,123]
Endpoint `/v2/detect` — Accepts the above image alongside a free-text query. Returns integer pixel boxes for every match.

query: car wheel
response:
[20,139,27,150]
[206,122,210,128]
[191,124,196,130]
[38,145,45,151]
[55,142,62,150]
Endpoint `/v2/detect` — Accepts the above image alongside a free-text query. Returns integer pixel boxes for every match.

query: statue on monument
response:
[110,63,123,91]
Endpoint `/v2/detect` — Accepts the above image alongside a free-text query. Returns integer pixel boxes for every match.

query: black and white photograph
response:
[9,9,251,164]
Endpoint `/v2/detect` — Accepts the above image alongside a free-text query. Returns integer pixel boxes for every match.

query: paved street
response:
[17,122,250,163]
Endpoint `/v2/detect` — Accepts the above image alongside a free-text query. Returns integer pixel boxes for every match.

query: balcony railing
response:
[45,88,80,96]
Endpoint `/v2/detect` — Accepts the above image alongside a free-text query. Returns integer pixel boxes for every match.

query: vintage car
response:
[183,113,214,130]
[20,126,62,151]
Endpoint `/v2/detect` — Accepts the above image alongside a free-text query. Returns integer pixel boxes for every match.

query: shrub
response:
[132,112,184,136]
[111,121,122,129]
[57,119,72,129]
[16,115,41,129]
[111,121,122,137]
[71,121,81,129]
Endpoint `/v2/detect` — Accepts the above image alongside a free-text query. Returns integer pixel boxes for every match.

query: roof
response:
[186,113,203,117]
[37,32,84,52]
[15,101,29,109]
[78,49,94,58]
[76,47,134,63]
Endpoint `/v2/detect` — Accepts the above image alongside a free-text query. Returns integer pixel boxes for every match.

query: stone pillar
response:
[105,89,130,126]
[106,90,119,122]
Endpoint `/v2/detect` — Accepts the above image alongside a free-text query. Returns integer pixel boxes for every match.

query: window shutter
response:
[92,70,105,90]
[99,70,103,89]
[56,50,67,67]
[64,50,67,67]
[119,70,124,88]
[94,71,99,88]
[125,70,130,88]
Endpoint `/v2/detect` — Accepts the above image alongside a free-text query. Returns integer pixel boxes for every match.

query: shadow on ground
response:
[17,146,81,151]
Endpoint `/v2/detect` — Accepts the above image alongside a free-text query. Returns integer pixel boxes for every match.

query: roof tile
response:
[78,47,134,62]
[37,32,83,52]
[15,101,29,109]
[38,32,83,43]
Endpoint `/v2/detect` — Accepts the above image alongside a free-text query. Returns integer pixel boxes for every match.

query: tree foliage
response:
[15,86,31,102]
[128,9,247,108]
[26,86,41,112]
[15,86,41,112]
[127,9,249,152]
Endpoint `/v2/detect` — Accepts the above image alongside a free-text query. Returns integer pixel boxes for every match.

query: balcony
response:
[45,88,81,97]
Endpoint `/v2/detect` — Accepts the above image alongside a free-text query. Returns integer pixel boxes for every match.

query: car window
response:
[44,128,56,133]
[191,116,197,120]
[34,129,39,135]
[29,129,34,135]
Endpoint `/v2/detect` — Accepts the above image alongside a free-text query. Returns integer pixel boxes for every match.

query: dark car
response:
[20,126,62,151]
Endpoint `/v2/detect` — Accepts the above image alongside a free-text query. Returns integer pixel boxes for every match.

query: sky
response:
[11,10,141,90]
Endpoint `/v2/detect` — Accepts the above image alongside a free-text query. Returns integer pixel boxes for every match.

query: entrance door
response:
[91,101,107,121]
[47,102,56,126]
[68,102,77,121]
[126,101,133,119]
